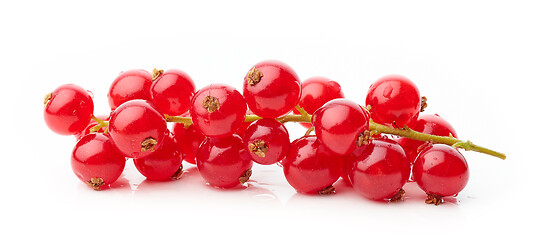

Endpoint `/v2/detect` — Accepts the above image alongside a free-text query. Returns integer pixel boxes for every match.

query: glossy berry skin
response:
[365,75,421,127]
[312,99,369,155]
[347,139,410,200]
[234,109,255,137]
[172,122,205,164]
[151,69,196,116]
[293,76,344,128]
[108,69,152,110]
[134,132,183,181]
[413,144,469,197]
[44,84,94,135]
[243,60,301,118]
[71,133,126,190]
[108,100,167,158]
[190,84,247,138]
[397,114,458,163]
[196,134,253,188]
[283,136,343,194]
[243,118,290,165]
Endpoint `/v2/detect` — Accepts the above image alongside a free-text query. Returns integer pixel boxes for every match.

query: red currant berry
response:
[283,136,343,194]
[346,138,411,201]
[190,84,247,138]
[397,114,458,163]
[71,133,126,190]
[365,75,421,127]
[312,99,369,155]
[293,77,344,126]
[293,76,344,128]
[172,122,205,164]
[108,100,167,158]
[243,118,290,165]
[151,69,196,116]
[413,144,469,199]
[134,132,184,181]
[243,60,301,118]
[107,69,152,110]
[44,84,94,135]
[196,134,253,188]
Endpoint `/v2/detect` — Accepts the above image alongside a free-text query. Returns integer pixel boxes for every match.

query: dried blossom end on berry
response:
[87,177,105,191]
[246,67,263,86]
[239,169,252,183]
[44,92,52,106]
[141,137,158,152]
[389,188,406,202]
[248,140,269,158]
[357,130,373,146]
[318,185,335,195]
[420,96,428,112]
[425,194,443,205]
[202,96,220,113]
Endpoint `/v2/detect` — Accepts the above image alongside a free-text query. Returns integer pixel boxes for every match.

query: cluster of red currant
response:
[43,60,505,205]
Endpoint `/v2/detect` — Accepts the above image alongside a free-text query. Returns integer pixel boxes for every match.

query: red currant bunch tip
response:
[43,62,506,205]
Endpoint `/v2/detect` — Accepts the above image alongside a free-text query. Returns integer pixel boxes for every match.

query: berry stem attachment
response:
[305,126,315,136]
[368,120,506,160]
[295,105,310,117]
[90,115,109,133]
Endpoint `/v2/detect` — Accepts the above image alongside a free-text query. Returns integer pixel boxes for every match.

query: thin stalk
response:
[368,120,506,160]
[165,115,193,126]
[90,115,109,133]
[165,113,505,160]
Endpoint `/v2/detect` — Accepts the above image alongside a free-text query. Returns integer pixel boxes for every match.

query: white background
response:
[1,1,531,239]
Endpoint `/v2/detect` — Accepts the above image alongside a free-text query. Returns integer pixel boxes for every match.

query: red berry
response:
[293,77,344,128]
[196,134,253,188]
[172,122,205,164]
[312,99,369,155]
[299,76,344,114]
[151,69,196,116]
[108,69,152,110]
[134,132,184,181]
[283,136,343,194]
[108,100,167,158]
[413,144,469,198]
[190,84,247,138]
[243,118,290,165]
[44,84,94,135]
[397,114,458,163]
[365,75,421,127]
[346,138,411,201]
[243,60,301,118]
[71,133,126,190]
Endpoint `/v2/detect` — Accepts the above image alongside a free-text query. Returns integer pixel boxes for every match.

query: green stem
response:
[90,115,109,133]
[164,115,193,127]
[305,126,315,136]
[244,113,312,123]
[165,113,505,160]
[368,120,506,160]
